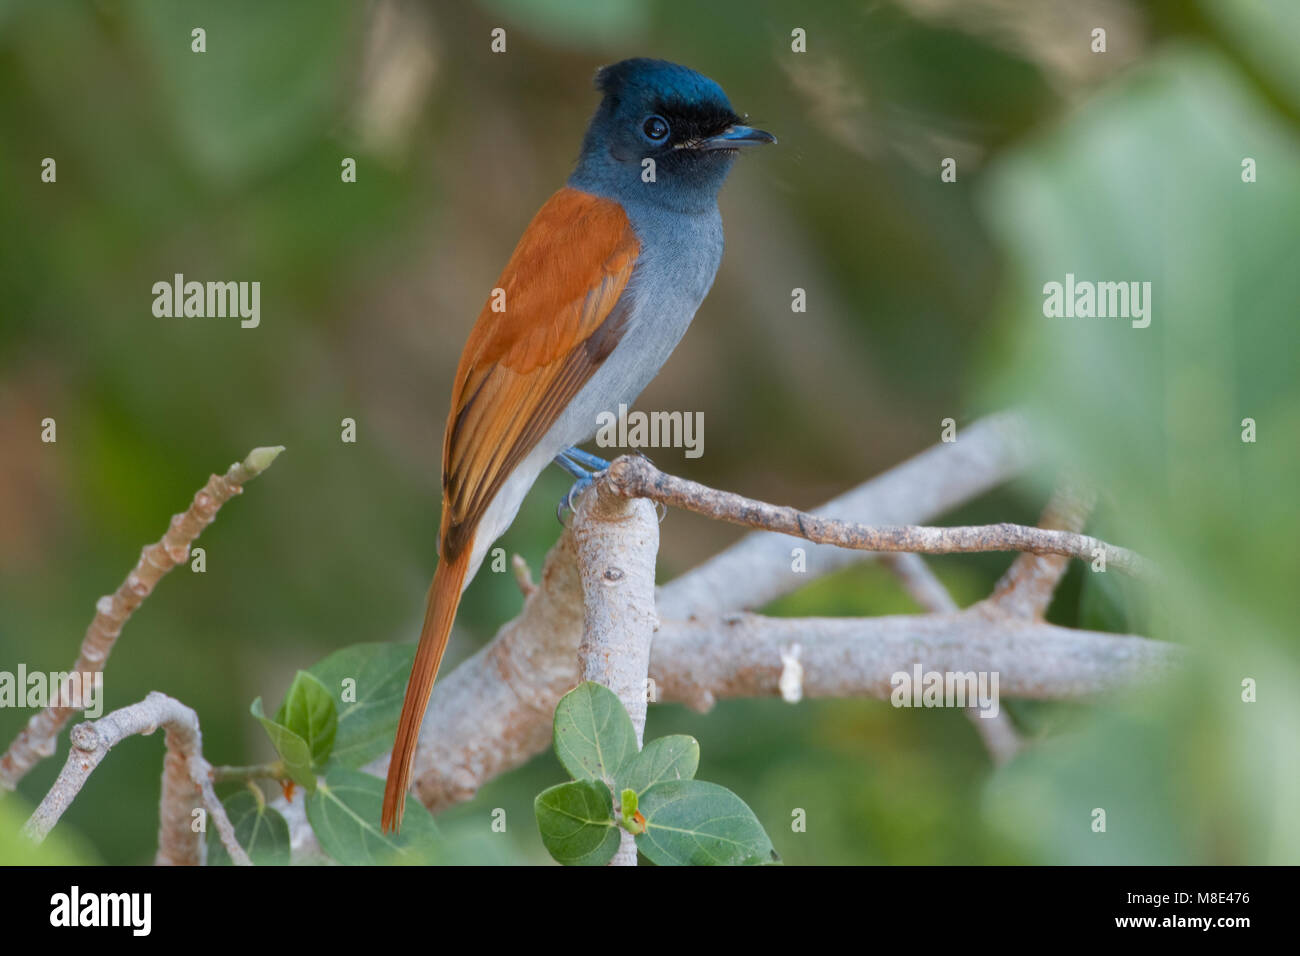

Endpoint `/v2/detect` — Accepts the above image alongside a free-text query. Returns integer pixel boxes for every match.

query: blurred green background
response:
[1,0,1296,864]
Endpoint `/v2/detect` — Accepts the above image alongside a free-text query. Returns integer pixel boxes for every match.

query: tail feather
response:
[381,547,471,833]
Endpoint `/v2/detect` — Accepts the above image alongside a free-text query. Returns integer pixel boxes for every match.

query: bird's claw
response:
[553,447,613,526]
[556,475,596,525]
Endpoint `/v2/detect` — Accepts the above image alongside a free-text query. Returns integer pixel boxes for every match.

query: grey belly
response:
[547,204,724,454]
[464,203,724,582]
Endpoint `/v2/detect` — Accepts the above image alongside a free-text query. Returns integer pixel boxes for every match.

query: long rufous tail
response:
[381,547,471,833]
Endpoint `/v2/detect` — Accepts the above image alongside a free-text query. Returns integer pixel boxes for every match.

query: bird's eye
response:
[642,115,670,142]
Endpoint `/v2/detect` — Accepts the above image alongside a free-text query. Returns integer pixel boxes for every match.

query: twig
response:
[511,554,537,597]
[0,446,285,793]
[988,478,1098,619]
[209,762,287,784]
[157,723,205,866]
[570,483,660,866]
[604,455,1155,580]
[657,412,1033,617]
[23,692,251,866]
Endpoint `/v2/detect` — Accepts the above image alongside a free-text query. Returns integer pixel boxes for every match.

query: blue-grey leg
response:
[560,446,612,472]
[552,451,590,482]
[552,449,609,523]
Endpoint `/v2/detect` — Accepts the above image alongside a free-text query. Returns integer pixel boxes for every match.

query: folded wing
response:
[439,187,640,560]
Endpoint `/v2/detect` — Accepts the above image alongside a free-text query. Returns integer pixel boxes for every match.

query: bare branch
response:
[649,612,1179,711]
[511,554,537,597]
[381,414,1170,818]
[156,727,204,866]
[0,447,285,793]
[570,483,659,866]
[572,489,660,737]
[23,692,251,866]
[605,454,1154,580]
[658,412,1034,617]
[209,762,286,784]
[394,418,1023,811]
[988,478,1098,619]
[388,546,1175,817]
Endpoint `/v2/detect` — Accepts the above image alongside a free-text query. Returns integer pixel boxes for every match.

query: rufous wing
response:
[439,187,640,560]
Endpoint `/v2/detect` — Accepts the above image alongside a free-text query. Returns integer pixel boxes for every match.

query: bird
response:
[382,57,775,833]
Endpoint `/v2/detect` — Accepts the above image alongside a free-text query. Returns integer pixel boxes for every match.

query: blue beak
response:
[698,124,777,150]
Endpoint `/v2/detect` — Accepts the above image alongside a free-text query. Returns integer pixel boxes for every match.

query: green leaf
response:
[636,780,778,866]
[619,788,644,834]
[616,734,699,796]
[308,642,416,768]
[305,767,440,865]
[250,697,316,792]
[552,681,637,784]
[534,780,620,866]
[206,788,290,866]
[274,670,337,766]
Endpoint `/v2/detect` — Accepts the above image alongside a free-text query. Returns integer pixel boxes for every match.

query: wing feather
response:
[440,188,639,560]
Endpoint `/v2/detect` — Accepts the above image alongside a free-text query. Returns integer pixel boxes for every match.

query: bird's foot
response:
[552,448,610,525]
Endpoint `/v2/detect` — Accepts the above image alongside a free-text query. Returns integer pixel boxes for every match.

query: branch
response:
[569,482,659,866]
[395,416,1023,811]
[0,446,285,793]
[987,477,1097,619]
[389,550,1174,818]
[658,412,1033,617]
[23,692,251,866]
[604,454,1154,580]
[372,414,1168,822]
[511,554,537,597]
[649,612,1179,709]
[209,762,287,784]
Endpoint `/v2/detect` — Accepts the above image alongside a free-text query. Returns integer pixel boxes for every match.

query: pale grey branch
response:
[650,611,1178,710]
[0,447,284,793]
[570,483,660,866]
[23,691,251,866]
[658,412,1034,617]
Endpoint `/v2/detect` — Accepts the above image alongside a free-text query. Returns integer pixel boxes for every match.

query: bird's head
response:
[571,58,775,211]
